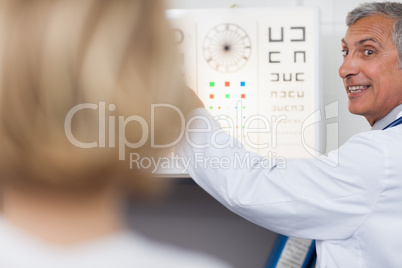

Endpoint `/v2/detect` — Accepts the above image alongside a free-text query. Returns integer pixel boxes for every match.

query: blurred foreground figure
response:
[0,1,228,267]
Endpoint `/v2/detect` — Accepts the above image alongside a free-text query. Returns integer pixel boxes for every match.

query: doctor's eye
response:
[364,49,374,56]
[341,50,349,57]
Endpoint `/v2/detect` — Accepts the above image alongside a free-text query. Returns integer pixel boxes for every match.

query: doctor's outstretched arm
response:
[177,107,386,240]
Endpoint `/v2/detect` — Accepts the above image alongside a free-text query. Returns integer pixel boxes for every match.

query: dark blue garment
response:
[383,116,402,130]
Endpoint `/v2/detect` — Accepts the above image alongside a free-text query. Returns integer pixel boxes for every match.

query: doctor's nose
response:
[338,56,359,79]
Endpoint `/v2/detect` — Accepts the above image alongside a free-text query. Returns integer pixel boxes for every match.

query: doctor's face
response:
[339,15,402,126]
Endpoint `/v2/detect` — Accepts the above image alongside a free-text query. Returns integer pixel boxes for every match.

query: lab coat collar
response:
[371,104,402,130]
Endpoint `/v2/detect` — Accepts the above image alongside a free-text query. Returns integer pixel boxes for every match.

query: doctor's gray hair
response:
[346,2,402,67]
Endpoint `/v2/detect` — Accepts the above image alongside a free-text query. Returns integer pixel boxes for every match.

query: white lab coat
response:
[177,108,402,268]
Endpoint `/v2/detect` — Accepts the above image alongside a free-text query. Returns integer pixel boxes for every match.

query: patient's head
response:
[0,0,184,197]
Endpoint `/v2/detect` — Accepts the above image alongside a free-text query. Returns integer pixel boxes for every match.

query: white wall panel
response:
[302,0,334,23]
[262,0,301,7]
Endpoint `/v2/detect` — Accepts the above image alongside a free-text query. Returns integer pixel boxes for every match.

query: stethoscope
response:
[383,116,402,130]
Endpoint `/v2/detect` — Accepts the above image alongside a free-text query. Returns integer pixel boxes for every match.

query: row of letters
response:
[270,90,305,98]
[271,72,304,82]
[272,105,304,112]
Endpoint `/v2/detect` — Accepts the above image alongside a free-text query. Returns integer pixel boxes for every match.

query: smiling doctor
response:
[178,2,402,267]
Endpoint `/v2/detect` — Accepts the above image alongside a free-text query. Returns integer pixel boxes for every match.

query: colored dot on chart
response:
[210,94,214,99]
[209,106,213,109]
[241,94,246,99]
[210,82,215,87]
[225,81,230,87]
[225,94,230,98]
[241,81,245,87]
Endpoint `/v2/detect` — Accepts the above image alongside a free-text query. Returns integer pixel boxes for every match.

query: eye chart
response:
[165,8,320,174]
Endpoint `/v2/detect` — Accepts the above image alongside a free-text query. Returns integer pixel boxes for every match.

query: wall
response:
[130,1,398,267]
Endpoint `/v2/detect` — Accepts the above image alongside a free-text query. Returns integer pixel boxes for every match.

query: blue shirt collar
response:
[371,104,402,130]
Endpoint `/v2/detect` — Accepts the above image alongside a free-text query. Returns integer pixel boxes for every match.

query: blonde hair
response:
[0,0,184,195]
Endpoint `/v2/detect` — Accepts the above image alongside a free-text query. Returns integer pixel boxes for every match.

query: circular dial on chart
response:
[203,23,251,73]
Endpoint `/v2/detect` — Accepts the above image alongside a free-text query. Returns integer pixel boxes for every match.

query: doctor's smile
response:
[346,84,371,98]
